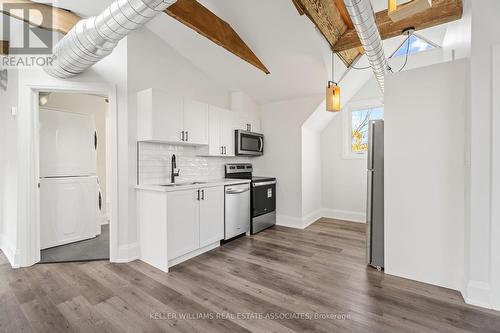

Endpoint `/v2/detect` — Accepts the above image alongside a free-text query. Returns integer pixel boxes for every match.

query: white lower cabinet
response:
[199,186,224,247]
[166,189,200,260]
[138,185,225,272]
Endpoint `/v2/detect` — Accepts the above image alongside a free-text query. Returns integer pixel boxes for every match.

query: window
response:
[393,34,434,57]
[350,107,384,154]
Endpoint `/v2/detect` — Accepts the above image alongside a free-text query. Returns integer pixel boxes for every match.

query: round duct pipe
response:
[45,0,177,79]
[343,0,389,91]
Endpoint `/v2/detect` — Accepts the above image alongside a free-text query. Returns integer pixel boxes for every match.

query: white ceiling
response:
[41,0,449,104]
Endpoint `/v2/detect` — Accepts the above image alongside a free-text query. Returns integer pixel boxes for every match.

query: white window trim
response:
[342,98,384,160]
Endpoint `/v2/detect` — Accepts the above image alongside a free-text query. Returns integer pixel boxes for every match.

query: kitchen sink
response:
[160,181,207,187]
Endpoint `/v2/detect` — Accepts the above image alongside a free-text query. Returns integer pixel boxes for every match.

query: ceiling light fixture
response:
[326,52,340,112]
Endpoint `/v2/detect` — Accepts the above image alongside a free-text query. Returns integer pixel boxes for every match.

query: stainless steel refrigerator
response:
[366,120,384,269]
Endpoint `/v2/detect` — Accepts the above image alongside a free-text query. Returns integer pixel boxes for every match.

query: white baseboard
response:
[0,234,20,268]
[276,214,304,229]
[277,208,365,230]
[114,242,140,263]
[320,208,366,223]
[277,208,336,230]
[463,280,492,309]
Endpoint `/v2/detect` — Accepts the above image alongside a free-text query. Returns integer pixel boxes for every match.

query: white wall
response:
[254,95,323,227]
[43,93,109,222]
[301,126,321,220]
[0,68,19,264]
[320,78,382,223]
[464,0,500,310]
[384,59,467,291]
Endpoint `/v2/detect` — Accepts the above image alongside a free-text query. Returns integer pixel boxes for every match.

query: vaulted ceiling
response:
[4,0,463,103]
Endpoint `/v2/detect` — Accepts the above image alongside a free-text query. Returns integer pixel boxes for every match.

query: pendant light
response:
[326,52,340,112]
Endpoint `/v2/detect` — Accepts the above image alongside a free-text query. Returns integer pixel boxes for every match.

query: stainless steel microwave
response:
[235,130,264,156]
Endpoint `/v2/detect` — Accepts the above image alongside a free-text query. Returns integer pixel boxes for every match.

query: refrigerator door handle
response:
[367,121,375,170]
[94,131,98,151]
[366,170,374,265]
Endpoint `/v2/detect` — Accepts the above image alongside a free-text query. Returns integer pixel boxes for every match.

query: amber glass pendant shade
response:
[326,81,340,112]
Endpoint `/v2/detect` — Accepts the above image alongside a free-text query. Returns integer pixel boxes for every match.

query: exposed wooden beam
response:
[333,0,354,29]
[291,0,306,16]
[296,0,362,67]
[165,0,270,74]
[333,0,463,52]
[0,40,9,55]
[0,0,81,35]
[388,0,432,22]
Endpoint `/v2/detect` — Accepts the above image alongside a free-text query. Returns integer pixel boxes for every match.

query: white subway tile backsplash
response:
[138,142,249,184]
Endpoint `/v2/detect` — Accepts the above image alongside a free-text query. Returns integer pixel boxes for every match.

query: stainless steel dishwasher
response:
[224,183,251,240]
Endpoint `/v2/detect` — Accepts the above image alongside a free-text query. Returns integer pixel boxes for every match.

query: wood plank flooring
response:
[1,218,500,332]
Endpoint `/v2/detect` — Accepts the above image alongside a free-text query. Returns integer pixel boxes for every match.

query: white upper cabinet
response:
[197,105,236,157]
[137,89,208,145]
[234,112,261,133]
[183,99,209,145]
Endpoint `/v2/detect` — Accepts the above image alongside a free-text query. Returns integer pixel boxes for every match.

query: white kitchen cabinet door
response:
[137,89,183,143]
[234,112,260,133]
[199,186,224,247]
[167,189,200,260]
[183,99,208,145]
[221,112,236,157]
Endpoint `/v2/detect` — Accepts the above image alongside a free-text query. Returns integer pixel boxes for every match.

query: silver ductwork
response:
[343,0,389,91]
[45,0,177,78]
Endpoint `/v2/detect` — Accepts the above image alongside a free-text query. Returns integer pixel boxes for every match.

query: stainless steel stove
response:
[225,164,276,234]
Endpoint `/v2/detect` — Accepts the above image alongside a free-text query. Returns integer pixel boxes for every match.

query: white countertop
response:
[135,178,250,192]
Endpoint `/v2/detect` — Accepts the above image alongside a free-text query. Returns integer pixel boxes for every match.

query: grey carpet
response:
[40,224,109,263]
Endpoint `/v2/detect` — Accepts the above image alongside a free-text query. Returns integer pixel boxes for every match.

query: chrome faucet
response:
[171,154,180,183]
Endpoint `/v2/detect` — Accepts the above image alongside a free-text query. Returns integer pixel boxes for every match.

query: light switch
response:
[11,106,17,116]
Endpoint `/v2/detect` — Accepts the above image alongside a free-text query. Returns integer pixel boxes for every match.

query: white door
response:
[199,186,224,247]
[40,108,96,177]
[183,99,208,145]
[221,112,236,157]
[40,176,99,249]
[153,90,184,143]
[167,189,200,260]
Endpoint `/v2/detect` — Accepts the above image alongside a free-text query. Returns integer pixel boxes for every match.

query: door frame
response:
[18,81,118,266]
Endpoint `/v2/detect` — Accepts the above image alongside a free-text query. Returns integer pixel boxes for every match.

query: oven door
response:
[236,130,264,156]
[252,181,276,217]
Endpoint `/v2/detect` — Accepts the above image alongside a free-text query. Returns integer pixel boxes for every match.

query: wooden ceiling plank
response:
[291,0,306,16]
[333,0,354,29]
[388,0,432,22]
[165,0,270,74]
[0,0,81,35]
[296,0,362,67]
[333,0,463,52]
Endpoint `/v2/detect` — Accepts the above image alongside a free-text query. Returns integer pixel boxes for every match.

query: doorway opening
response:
[37,91,111,263]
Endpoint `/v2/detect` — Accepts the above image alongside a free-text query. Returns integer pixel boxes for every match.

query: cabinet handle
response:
[197,189,200,201]
[220,146,223,155]
[223,146,226,155]
[181,131,185,141]
[186,131,189,142]
[201,189,205,200]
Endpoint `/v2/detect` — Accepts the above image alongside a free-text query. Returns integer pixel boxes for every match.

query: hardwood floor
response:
[1,218,500,332]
